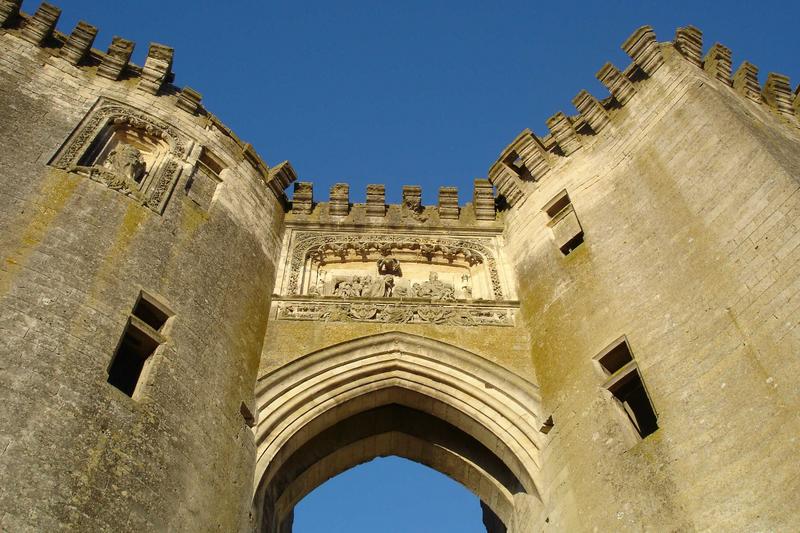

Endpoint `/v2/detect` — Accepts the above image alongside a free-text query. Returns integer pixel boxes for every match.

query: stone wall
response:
[498,29,800,531]
[0,5,289,531]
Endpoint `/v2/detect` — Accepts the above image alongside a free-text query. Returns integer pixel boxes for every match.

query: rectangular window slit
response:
[108,292,172,398]
[595,337,658,440]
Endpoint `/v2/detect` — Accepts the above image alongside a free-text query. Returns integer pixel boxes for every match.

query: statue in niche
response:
[461,274,473,299]
[377,256,401,276]
[103,143,146,184]
[412,272,455,301]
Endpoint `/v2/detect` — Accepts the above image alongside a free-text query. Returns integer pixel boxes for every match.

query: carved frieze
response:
[286,231,504,300]
[277,299,515,327]
[51,98,190,214]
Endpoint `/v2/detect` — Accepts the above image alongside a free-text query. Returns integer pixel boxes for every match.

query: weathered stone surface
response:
[2,10,800,533]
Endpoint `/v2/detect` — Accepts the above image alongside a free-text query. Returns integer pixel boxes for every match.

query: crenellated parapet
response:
[286,180,500,228]
[0,0,295,203]
[488,23,800,209]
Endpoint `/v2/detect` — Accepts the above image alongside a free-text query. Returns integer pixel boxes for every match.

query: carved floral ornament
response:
[286,232,505,300]
[277,300,514,326]
[51,98,190,214]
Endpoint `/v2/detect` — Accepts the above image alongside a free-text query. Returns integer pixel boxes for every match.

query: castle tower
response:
[0,3,294,530]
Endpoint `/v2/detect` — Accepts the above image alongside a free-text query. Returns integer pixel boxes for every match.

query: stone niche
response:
[51,98,191,213]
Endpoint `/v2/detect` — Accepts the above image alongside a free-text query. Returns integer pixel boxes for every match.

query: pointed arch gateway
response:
[253,332,546,532]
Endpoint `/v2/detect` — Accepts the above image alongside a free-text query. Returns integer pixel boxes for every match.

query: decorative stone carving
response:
[104,143,146,183]
[277,300,514,326]
[332,275,394,298]
[377,256,401,276]
[286,231,504,300]
[51,98,189,214]
[409,272,455,301]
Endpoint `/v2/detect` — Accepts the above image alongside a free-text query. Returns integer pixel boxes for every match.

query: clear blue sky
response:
[293,456,484,533]
[46,1,799,531]
[53,0,798,205]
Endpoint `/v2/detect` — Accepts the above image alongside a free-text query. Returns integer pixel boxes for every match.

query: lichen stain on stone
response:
[0,171,79,297]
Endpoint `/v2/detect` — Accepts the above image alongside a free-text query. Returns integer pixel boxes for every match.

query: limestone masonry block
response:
[138,43,174,95]
[0,0,21,27]
[674,25,703,67]
[509,129,549,181]
[402,185,422,212]
[366,184,386,217]
[329,183,350,216]
[176,86,203,114]
[473,179,495,221]
[704,43,733,86]
[763,73,795,119]
[20,2,60,45]
[292,182,313,214]
[793,84,800,117]
[267,160,296,199]
[546,112,581,155]
[622,25,664,76]
[97,36,134,80]
[572,90,610,133]
[596,62,635,105]
[733,61,762,104]
[438,187,459,219]
[488,161,524,207]
[59,21,97,65]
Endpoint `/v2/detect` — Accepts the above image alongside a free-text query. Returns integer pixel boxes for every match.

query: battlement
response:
[0,0,295,201]
[285,179,500,229]
[489,24,800,209]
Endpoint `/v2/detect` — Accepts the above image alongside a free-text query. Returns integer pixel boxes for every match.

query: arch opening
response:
[253,332,545,533]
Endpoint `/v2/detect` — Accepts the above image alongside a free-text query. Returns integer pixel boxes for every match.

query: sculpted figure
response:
[377,256,401,276]
[414,272,455,301]
[104,143,146,183]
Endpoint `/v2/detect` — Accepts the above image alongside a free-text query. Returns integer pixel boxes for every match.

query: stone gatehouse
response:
[1,2,799,531]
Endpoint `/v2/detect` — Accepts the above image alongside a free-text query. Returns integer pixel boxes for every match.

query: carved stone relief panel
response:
[286,232,504,301]
[51,98,191,214]
[276,229,516,326]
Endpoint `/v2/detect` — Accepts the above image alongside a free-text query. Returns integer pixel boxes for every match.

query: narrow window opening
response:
[108,292,172,398]
[132,294,169,331]
[544,190,584,255]
[543,190,571,218]
[198,147,225,177]
[595,337,658,440]
[597,341,633,375]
